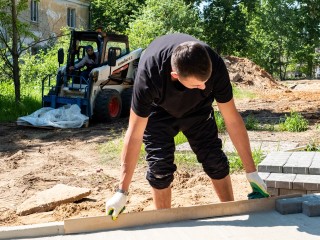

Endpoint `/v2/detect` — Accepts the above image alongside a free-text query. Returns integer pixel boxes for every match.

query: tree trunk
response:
[11,0,20,102]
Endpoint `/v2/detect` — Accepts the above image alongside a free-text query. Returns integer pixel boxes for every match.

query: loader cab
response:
[67,31,129,69]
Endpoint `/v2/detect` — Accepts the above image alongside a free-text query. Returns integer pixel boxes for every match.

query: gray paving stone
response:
[283,152,315,174]
[293,174,320,191]
[307,190,320,194]
[266,187,279,197]
[275,195,320,215]
[258,152,291,173]
[265,173,296,189]
[279,188,306,196]
[275,197,304,214]
[257,172,270,181]
[302,199,320,217]
[309,152,320,175]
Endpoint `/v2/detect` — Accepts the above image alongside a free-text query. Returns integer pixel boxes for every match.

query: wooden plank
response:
[64,194,301,234]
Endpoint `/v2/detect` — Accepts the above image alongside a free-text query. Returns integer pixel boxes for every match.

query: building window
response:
[67,8,76,28]
[30,0,38,22]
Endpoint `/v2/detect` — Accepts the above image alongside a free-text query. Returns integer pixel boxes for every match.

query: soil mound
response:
[224,56,285,91]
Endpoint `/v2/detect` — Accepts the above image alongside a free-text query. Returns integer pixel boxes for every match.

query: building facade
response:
[21,0,91,51]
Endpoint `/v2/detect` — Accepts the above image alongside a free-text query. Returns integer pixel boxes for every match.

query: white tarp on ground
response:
[17,104,89,128]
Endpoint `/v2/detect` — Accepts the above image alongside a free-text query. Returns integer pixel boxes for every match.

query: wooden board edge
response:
[64,194,301,234]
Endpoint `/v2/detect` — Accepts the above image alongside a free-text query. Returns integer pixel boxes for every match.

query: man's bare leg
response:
[211,174,234,202]
[151,186,171,209]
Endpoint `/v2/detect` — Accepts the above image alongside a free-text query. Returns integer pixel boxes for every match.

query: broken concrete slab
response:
[16,184,91,216]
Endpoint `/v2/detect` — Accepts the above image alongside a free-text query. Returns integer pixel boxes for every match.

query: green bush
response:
[245,114,259,130]
[279,111,308,132]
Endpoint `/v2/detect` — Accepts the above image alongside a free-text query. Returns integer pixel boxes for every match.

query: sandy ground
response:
[1,77,320,227]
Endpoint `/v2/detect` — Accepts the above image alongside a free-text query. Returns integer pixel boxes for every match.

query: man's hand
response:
[105,191,127,220]
[246,171,269,199]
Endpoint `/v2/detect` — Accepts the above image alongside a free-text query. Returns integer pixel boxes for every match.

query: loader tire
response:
[94,89,122,122]
[120,87,133,117]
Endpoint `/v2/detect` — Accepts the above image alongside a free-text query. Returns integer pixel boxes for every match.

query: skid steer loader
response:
[42,30,143,124]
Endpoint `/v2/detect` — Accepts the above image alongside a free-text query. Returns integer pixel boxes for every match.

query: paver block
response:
[309,152,320,175]
[258,172,270,181]
[266,187,279,197]
[276,197,304,214]
[265,173,296,189]
[279,188,306,196]
[302,199,320,217]
[258,152,291,173]
[307,190,320,194]
[293,174,320,191]
[283,152,315,174]
[275,195,320,215]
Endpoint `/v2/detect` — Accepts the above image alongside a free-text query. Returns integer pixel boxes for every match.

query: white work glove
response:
[106,191,127,220]
[246,171,269,199]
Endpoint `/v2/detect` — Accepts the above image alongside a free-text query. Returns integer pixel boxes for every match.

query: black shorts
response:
[143,106,229,189]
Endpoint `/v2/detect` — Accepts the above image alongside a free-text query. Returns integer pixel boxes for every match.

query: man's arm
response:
[217,98,269,198]
[119,109,149,191]
[105,109,148,219]
[216,98,256,173]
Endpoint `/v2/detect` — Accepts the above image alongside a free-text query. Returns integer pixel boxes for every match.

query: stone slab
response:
[293,174,320,191]
[258,152,291,173]
[16,184,91,216]
[302,199,320,217]
[266,187,279,197]
[276,197,304,214]
[275,195,320,215]
[283,152,315,174]
[309,152,320,175]
[257,172,270,181]
[265,173,296,189]
[279,188,307,196]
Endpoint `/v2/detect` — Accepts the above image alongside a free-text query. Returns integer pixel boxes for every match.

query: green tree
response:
[295,0,320,77]
[202,0,260,55]
[0,0,38,102]
[127,0,203,49]
[90,0,145,34]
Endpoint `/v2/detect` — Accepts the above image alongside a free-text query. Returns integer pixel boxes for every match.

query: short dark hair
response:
[85,45,93,51]
[171,41,212,82]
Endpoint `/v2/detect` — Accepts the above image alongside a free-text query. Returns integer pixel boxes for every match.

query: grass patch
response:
[227,148,265,173]
[98,132,266,174]
[174,132,188,145]
[0,81,42,122]
[232,85,256,99]
[306,139,320,152]
[98,132,147,164]
[214,111,226,132]
[278,111,308,132]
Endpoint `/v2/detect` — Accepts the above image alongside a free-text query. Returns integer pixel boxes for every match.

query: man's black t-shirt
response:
[132,33,233,118]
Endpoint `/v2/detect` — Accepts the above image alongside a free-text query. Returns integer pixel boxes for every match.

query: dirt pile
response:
[224,56,285,91]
